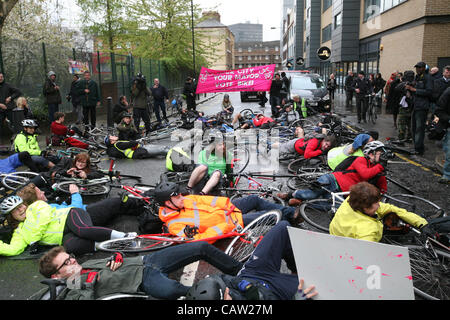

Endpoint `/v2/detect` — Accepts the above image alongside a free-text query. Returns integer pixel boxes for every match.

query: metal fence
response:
[0,38,192,123]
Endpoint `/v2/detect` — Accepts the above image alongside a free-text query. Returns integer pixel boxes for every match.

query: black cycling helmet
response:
[185,275,227,300]
[154,181,180,205]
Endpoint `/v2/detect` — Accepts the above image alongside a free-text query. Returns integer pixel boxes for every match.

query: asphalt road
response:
[0,91,448,300]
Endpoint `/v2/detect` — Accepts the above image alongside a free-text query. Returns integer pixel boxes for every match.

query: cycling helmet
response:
[121,112,133,119]
[362,141,385,156]
[154,181,180,205]
[0,195,23,215]
[185,275,227,300]
[22,119,38,128]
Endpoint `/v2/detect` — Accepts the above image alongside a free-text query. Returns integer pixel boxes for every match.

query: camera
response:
[380,150,395,161]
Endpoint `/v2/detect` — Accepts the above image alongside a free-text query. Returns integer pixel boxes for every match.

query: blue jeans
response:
[412,109,428,153]
[47,103,59,123]
[237,220,299,300]
[292,173,340,200]
[443,129,450,180]
[231,194,296,226]
[31,155,50,168]
[141,241,242,299]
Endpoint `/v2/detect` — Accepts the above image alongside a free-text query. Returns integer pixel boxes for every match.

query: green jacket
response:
[327,144,364,170]
[198,149,232,176]
[60,256,144,300]
[0,201,70,256]
[77,79,101,107]
[13,132,41,156]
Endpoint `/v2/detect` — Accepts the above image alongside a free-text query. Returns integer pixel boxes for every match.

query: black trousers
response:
[133,108,151,132]
[355,95,368,122]
[82,105,96,127]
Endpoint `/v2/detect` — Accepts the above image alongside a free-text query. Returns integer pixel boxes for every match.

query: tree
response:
[0,0,19,73]
[124,0,219,74]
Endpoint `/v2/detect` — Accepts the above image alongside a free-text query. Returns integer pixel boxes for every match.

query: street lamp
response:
[190,0,196,78]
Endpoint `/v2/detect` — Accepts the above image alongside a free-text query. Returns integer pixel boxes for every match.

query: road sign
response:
[296,57,305,66]
[317,46,331,61]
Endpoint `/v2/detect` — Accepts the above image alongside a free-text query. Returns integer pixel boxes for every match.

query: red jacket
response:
[252,116,274,127]
[333,156,387,193]
[294,138,323,158]
[51,121,69,136]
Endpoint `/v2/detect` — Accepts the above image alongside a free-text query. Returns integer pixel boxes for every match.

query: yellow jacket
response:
[329,198,428,242]
[158,195,243,243]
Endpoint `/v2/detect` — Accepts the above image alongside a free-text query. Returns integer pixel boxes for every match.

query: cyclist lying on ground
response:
[185,138,232,195]
[0,195,137,256]
[277,141,388,206]
[329,182,430,242]
[104,135,169,159]
[50,112,89,149]
[35,220,317,300]
[275,126,336,159]
[0,151,39,173]
[47,153,104,181]
[186,221,318,300]
[327,132,376,170]
[13,119,55,170]
[154,181,303,243]
[116,112,141,141]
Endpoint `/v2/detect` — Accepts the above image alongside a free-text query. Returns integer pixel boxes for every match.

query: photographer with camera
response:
[130,73,152,135]
[393,70,415,142]
[406,62,433,155]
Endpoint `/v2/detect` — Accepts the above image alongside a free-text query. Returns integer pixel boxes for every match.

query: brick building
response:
[234,40,282,71]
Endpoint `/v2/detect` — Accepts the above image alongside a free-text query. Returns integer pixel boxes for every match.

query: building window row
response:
[322,0,332,12]
[321,24,332,43]
[364,0,408,21]
[236,55,281,61]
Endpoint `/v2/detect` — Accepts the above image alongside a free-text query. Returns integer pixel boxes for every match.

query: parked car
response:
[288,73,331,112]
[240,91,260,102]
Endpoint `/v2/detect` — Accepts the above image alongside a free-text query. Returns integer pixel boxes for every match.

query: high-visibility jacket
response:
[158,195,244,243]
[327,144,364,170]
[294,98,307,118]
[166,147,192,172]
[13,132,41,156]
[0,201,71,256]
[329,198,428,242]
[114,141,140,159]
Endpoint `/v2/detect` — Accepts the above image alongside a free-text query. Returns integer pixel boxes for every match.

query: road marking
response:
[180,261,199,287]
[394,153,441,177]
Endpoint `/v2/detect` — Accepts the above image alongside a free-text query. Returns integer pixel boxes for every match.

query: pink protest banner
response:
[195,64,276,94]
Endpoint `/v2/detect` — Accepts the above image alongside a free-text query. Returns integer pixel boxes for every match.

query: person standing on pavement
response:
[150,78,169,124]
[434,86,450,184]
[374,73,386,110]
[280,72,290,101]
[130,73,152,134]
[183,77,197,111]
[43,71,62,124]
[394,71,415,142]
[77,71,101,128]
[407,62,433,155]
[0,73,22,136]
[352,71,373,123]
[270,73,283,117]
[432,66,450,113]
[344,71,354,109]
[66,74,82,125]
[327,74,337,103]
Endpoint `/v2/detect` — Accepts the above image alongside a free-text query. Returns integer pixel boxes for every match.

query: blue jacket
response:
[50,192,87,211]
[0,153,22,174]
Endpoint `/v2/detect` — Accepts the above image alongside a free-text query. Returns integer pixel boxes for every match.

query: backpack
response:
[136,205,164,234]
[333,155,359,173]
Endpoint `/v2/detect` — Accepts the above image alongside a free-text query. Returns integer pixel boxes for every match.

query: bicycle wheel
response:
[1,171,39,190]
[55,181,110,196]
[97,236,174,253]
[231,146,250,174]
[383,194,444,220]
[224,210,281,262]
[287,173,323,191]
[299,198,336,233]
[287,157,328,175]
[229,192,285,206]
[239,109,255,120]
[406,244,450,300]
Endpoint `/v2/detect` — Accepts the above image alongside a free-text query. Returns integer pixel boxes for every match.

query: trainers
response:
[124,232,138,238]
[288,198,302,206]
[289,207,304,225]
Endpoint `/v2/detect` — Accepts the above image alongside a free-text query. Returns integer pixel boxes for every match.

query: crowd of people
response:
[0,63,448,302]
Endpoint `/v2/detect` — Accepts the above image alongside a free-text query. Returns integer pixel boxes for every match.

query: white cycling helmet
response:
[21,119,38,128]
[363,140,385,156]
[0,195,23,215]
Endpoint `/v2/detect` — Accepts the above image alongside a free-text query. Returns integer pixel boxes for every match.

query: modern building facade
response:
[234,40,282,71]
[281,0,305,70]
[195,12,235,70]
[229,23,263,43]
[282,0,450,88]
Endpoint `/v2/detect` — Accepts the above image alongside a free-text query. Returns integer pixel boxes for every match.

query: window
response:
[290,76,325,90]
[238,56,242,61]
[265,55,269,60]
[364,0,408,21]
[334,12,342,29]
[238,47,242,52]
[275,46,279,52]
[248,56,252,61]
[265,47,269,52]
[322,24,332,43]
[323,0,332,12]
[248,47,252,52]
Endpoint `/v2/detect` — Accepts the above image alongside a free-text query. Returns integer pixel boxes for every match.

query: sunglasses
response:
[54,253,75,275]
